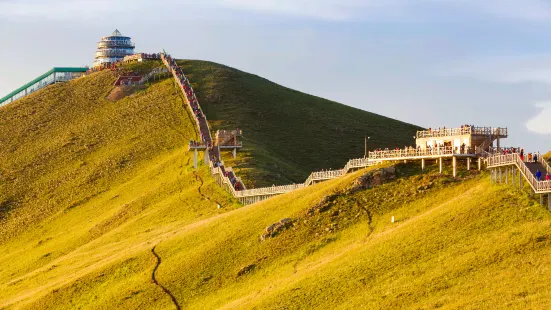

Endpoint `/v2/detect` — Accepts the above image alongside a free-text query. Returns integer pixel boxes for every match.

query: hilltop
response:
[176,60,422,187]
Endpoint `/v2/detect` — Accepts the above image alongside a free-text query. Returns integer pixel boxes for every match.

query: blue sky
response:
[1,0,550,151]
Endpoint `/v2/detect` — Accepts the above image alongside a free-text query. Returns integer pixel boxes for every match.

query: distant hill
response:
[176,60,422,187]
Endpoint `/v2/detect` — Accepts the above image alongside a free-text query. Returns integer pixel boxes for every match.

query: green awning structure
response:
[0,67,88,106]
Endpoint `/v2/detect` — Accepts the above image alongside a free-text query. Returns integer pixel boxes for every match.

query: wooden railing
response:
[368,146,462,160]
[486,153,551,193]
[416,126,508,139]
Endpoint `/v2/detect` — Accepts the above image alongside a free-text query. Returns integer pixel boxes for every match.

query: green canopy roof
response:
[0,67,88,105]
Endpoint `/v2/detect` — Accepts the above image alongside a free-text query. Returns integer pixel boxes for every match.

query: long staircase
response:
[486,153,551,194]
[161,51,375,205]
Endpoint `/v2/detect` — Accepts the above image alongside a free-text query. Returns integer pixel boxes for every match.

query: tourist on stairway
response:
[536,169,542,181]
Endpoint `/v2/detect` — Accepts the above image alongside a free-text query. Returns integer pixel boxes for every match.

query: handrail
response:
[539,155,551,175]
[368,146,468,160]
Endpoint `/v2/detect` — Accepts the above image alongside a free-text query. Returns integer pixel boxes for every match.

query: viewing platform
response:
[216,129,243,149]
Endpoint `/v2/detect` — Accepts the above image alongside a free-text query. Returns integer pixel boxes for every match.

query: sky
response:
[1,0,551,151]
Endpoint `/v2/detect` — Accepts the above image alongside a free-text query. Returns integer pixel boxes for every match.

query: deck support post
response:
[204,150,209,165]
[520,172,523,189]
[421,158,425,171]
[548,193,551,211]
[478,158,482,171]
[512,167,515,184]
[194,148,198,169]
[233,147,237,159]
[541,194,544,206]
[452,157,457,178]
[467,158,470,170]
[439,157,443,174]
[506,167,509,184]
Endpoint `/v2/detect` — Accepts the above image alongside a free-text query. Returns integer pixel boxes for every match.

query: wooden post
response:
[421,158,425,171]
[204,150,209,165]
[505,167,508,184]
[453,157,457,178]
[194,148,198,169]
[439,157,443,174]
[233,147,237,159]
[548,193,551,211]
[520,172,523,189]
[541,194,544,206]
[512,167,515,184]
[467,158,470,170]
[478,158,482,171]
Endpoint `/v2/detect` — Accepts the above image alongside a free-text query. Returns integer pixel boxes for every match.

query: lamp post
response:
[364,135,371,158]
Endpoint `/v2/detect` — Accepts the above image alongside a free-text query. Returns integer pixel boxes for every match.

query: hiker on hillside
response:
[536,169,542,181]
[534,153,538,163]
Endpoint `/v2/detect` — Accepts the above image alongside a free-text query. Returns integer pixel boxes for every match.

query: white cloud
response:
[526,102,551,134]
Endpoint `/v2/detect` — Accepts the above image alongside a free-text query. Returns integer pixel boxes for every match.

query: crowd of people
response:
[164,54,243,191]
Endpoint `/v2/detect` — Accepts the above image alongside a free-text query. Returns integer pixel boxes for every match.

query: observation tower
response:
[93,29,135,67]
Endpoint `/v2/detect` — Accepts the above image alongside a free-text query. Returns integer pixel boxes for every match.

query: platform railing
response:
[416,126,508,139]
[368,146,464,160]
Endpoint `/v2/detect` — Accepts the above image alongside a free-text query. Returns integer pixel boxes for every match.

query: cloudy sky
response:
[1,0,550,151]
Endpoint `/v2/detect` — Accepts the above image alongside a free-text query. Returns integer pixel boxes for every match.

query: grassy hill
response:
[176,60,422,187]
[1,159,550,309]
[2,60,549,309]
[544,151,551,161]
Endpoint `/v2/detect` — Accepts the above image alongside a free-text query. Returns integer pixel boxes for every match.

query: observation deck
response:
[93,29,135,67]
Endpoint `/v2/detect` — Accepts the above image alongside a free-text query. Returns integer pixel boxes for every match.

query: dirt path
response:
[151,246,181,310]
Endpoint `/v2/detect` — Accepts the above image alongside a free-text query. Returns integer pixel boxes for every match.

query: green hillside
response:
[2,158,550,309]
[176,60,422,187]
[1,60,549,309]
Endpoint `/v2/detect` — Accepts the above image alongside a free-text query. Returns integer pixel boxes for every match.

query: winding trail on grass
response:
[194,171,225,208]
[151,246,181,310]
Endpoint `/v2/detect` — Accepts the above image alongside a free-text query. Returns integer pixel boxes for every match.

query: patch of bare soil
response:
[107,86,145,101]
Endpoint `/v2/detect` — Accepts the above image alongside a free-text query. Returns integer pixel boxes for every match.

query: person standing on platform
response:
[536,169,542,181]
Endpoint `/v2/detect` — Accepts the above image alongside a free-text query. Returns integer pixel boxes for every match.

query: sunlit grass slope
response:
[2,158,549,309]
[176,60,423,187]
[0,63,241,308]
